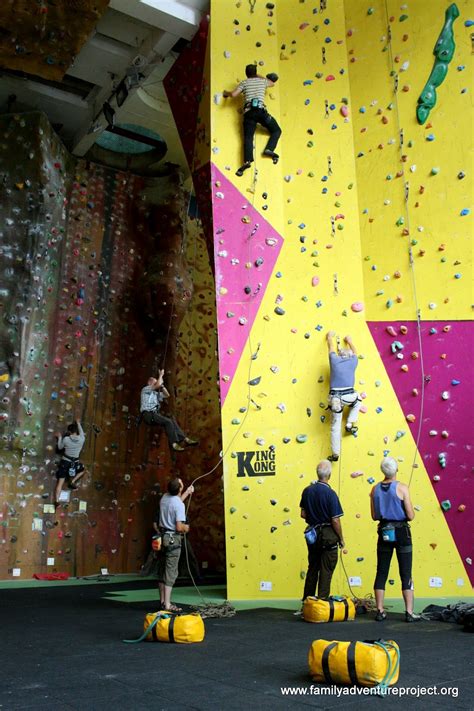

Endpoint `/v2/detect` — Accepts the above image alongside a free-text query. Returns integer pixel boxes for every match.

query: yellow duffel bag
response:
[144,612,205,643]
[309,639,400,687]
[303,596,356,623]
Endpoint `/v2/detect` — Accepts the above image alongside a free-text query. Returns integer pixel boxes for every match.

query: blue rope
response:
[122,612,171,644]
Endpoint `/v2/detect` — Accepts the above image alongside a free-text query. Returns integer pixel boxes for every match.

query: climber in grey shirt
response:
[140,370,198,452]
[326,331,361,462]
[54,419,87,506]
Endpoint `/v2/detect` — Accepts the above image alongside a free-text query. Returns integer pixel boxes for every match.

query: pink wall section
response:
[368,321,474,583]
[211,166,283,403]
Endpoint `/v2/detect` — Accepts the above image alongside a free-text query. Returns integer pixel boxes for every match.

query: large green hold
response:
[416,3,459,124]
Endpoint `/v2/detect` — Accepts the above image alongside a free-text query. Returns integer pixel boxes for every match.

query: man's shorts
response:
[55,459,85,480]
[157,533,183,587]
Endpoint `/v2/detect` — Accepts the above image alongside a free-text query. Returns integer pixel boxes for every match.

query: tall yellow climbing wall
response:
[210,0,472,601]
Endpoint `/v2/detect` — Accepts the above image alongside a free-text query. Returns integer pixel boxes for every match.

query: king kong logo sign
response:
[236,449,276,477]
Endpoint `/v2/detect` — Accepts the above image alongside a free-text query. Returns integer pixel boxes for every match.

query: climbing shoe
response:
[405,611,422,623]
[328,454,339,462]
[184,438,199,446]
[263,149,279,164]
[375,610,387,622]
[345,425,358,434]
[172,442,186,452]
[236,161,252,177]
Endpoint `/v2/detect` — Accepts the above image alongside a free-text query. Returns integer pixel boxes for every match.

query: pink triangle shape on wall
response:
[211,165,283,404]
[368,320,473,584]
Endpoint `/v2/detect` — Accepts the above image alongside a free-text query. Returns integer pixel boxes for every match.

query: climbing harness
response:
[244,99,266,111]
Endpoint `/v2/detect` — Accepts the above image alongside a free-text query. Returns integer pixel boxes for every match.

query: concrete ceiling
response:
[0,0,209,174]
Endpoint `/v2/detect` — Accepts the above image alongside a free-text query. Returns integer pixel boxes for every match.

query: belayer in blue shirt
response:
[370,457,421,623]
[300,460,344,602]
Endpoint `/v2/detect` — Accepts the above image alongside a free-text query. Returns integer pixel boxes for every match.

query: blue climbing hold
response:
[376,407,383,414]
[460,208,470,216]
[303,80,313,85]
[426,134,435,141]
[454,273,462,279]
[464,20,474,27]
[451,379,460,386]
[322,188,328,194]
[429,327,437,334]
[299,223,306,229]
[275,271,282,278]
[305,99,311,105]
[359,106,366,113]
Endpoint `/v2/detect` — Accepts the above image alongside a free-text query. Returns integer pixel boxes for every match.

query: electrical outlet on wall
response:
[260,581,272,591]
[429,577,443,588]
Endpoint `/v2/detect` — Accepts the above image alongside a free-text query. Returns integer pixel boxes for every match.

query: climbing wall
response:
[0,112,219,579]
[174,216,225,573]
[164,17,226,573]
[346,0,473,587]
[210,0,472,600]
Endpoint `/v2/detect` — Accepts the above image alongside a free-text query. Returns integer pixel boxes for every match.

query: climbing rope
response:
[382,0,427,487]
[178,138,262,613]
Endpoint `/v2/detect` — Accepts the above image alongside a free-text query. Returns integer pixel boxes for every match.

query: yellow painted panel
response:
[210,0,471,600]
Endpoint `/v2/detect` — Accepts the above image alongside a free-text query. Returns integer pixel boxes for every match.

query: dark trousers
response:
[243,108,281,163]
[303,526,339,600]
[142,410,185,446]
[374,523,413,590]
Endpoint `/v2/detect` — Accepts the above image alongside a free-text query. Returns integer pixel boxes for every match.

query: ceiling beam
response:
[109,0,201,40]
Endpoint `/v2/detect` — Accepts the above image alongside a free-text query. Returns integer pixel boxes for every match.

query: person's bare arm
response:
[331,516,344,547]
[176,520,190,533]
[370,487,377,520]
[344,335,357,356]
[400,483,415,521]
[181,485,194,503]
[223,85,243,99]
[326,330,336,354]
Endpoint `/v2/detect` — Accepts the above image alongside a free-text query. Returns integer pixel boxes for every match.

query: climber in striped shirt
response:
[223,64,282,177]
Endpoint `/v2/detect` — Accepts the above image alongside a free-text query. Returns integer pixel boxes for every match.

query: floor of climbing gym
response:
[0,578,472,711]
